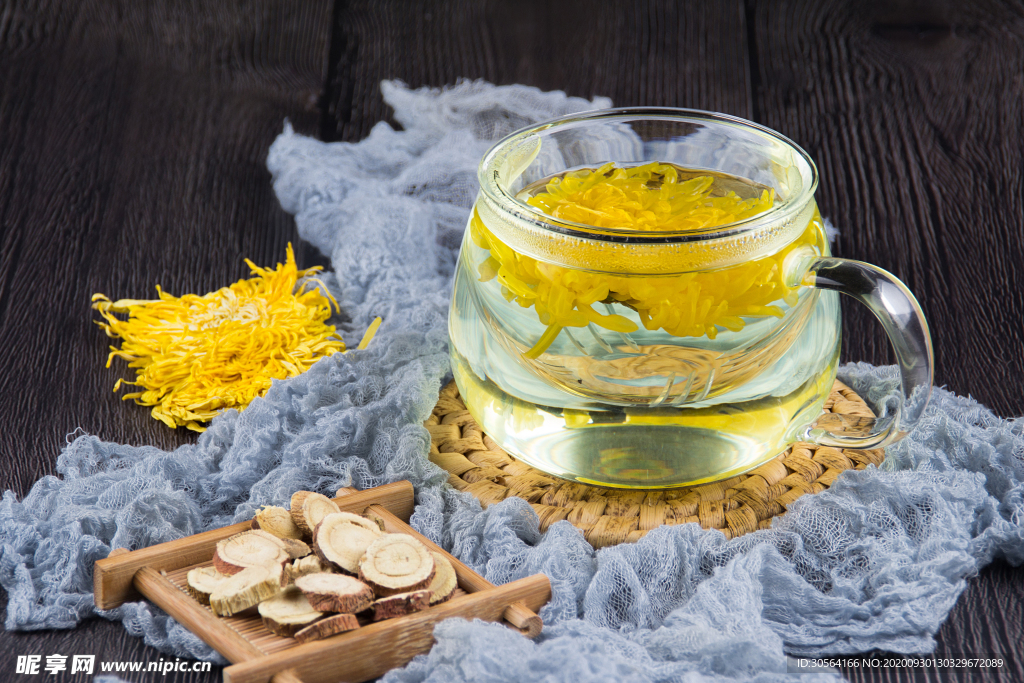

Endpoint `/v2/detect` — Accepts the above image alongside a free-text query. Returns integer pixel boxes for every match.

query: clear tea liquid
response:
[450,163,840,488]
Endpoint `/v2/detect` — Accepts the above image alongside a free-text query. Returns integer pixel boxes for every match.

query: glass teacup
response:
[449,108,932,489]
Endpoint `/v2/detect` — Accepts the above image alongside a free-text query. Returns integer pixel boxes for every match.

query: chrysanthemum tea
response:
[449,110,932,488]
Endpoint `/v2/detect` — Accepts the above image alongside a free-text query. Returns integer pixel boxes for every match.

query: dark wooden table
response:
[1,1,1021,681]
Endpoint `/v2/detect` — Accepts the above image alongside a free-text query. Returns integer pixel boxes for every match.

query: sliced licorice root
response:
[293,573,374,614]
[258,586,325,637]
[290,491,340,536]
[213,530,291,576]
[426,552,457,604]
[358,534,435,597]
[287,555,332,582]
[253,505,305,540]
[278,537,311,560]
[204,493,450,632]
[186,567,230,606]
[294,613,361,643]
[314,512,383,573]
[209,565,283,617]
[371,590,431,621]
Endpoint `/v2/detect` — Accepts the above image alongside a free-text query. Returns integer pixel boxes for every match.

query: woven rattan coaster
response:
[426,380,884,548]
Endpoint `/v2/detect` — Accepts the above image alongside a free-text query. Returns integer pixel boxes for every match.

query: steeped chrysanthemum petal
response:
[471,164,824,357]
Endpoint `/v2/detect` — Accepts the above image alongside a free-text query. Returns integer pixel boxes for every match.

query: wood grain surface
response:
[0,0,1021,681]
[0,0,331,680]
[749,0,1024,420]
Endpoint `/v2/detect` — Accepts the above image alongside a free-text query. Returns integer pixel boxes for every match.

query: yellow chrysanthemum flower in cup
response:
[471,162,813,358]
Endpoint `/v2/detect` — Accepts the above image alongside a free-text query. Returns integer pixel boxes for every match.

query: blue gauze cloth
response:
[1,81,1021,683]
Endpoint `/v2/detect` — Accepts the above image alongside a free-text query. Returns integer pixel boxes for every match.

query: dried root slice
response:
[371,590,431,621]
[258,586,324,637]
[290,490,314,518]
[427,552,457,605]
[287,555,332,581]
[294,573,374,614]
[290,491,340,536]
[209,565,282,617]
[213,530,290,576]
[186,567,230,606]
[278,537,311,560]
[254,505,304,540]
[358,534,435,597]
[314,512,383,573]
[295,613,360,643]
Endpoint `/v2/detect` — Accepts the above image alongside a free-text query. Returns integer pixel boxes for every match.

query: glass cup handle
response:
[801,257,934,449]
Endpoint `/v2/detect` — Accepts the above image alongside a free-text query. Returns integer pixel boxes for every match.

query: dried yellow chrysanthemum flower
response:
[92,244,380,432]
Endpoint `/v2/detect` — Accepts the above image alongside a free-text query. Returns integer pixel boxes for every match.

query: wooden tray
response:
[94,481,550,683]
